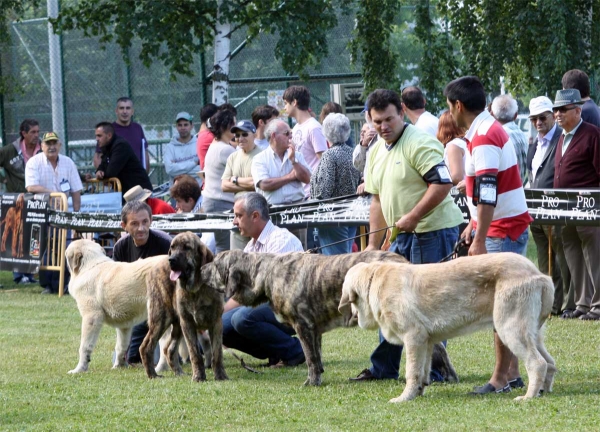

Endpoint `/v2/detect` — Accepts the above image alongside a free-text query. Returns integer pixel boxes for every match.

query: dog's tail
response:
[537,274,554,324]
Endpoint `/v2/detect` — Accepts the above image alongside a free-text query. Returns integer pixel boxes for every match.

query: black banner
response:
[0,193,49,273]
[45,188,599,232]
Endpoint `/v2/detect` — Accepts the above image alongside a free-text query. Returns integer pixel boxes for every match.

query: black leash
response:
[305,225,395,254]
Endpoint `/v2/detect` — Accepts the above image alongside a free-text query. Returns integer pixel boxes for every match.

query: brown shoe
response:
[349,368,377,381]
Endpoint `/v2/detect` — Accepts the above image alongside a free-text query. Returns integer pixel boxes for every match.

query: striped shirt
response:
[464,110,532,240]
[243,220,303,253]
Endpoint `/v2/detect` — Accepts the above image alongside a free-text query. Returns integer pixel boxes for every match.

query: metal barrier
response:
[39,192,68,297]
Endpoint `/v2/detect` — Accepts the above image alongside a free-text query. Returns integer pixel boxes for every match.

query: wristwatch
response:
[232,176,238,185]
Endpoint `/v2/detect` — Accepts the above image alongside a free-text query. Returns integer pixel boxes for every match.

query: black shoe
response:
[469,382,511,395]
[508,377,525,388]
[349,368,378,381]
[561,309,586,319]
[41,287,54,295]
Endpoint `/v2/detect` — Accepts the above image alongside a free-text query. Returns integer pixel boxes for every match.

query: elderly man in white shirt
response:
[222,193,305,368]
[25,131,82,211]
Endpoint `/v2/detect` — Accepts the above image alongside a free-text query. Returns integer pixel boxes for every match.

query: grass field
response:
[0,242,599,431]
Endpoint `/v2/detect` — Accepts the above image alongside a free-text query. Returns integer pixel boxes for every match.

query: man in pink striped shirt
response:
[445,76,533,395]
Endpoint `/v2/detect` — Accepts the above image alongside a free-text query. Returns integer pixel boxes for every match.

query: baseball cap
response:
[360,101,368,114]
[528,97,553,117]
[42,132,59,142]
[231,120,257,134]
[175,111,193,122]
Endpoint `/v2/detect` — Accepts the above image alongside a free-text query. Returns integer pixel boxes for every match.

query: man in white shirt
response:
[222,192,305,367]
[401,86,439,137]
[283,85,327,196]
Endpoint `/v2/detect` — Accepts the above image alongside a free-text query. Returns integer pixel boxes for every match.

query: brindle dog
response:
[140,232,228,382]
[201,249,458,386]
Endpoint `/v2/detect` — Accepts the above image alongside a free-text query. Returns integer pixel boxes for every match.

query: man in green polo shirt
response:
[350,89,463,383]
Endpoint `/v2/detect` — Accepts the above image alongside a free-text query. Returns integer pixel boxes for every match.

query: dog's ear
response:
[199,241,214,266]
[68,250,84,276]
[338,286,357,313]
[226,267,244,298]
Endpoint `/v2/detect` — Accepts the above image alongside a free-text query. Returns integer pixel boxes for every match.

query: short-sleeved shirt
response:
[414,111,439,137]
[292,117,327,195]
[222,145,263,198]
[196,129,215,169]
[25,152,83,196]
[113,229,172,263]
[251,146,311,205]
[203,140,236,202]
[366,125,463,240]
[243,220,303,253]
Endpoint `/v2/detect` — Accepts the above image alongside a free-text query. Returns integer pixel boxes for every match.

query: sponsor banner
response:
[69,192,123,214]
[45,188,599,232]
[0,193,49,273]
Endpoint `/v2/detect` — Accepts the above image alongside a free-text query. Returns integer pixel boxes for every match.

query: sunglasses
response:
[278,130,291,137]
[234,132,249,139]
[529,114,549,123]
[552,105,578,113]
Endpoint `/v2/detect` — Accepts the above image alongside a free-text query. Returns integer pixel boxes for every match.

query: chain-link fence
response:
[0,8,423,187]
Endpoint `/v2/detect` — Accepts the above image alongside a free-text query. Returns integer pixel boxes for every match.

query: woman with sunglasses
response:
[202,109,237,253]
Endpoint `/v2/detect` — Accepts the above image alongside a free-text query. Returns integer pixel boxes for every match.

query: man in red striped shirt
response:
[445,76,533,395]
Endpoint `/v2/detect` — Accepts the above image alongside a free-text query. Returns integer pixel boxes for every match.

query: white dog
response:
[66,239,168,373]
[339,253,556,402]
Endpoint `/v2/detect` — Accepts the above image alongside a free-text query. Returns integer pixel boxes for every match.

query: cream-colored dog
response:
[339,253,556,403]
[66,239,168,374]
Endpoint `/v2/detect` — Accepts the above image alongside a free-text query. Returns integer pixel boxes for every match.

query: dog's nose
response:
[168,256,177,264]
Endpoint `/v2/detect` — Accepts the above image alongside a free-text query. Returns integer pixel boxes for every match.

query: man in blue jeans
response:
[222,193,305,367]
[350,89,464,382]
[445,76,532,394]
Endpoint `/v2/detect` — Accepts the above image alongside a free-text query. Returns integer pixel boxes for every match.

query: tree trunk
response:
[212,3,231,105]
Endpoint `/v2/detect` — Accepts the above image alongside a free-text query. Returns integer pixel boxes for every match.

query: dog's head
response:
[338,262,379,330]
[16,194,25,210]
[197,249,243,294]
[66,239,106,276]
[168,232,213,292]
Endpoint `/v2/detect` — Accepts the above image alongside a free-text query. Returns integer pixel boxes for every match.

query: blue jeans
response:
[482,230,529,256]
[222,304,304,362]
[369,226,459,380]
[317,226,356,255]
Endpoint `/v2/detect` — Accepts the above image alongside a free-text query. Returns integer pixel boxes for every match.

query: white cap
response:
[529,97,553,117]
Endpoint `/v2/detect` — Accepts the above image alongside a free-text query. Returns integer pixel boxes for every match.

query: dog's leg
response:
[536,331,556,394]
[389,337,427,403]
[113,327,133,368]
[198,331,212,369]
[294,323,321,386]
[166,321,184,375]
[431,342,459,383]
[422,342,434,390]
[178,333,190,364]
[140,316,170,379]
[69,314,104,374]
[180,315,206,382]
[208,319,228,381]
[155,327,172,373]
[316,333,324,374]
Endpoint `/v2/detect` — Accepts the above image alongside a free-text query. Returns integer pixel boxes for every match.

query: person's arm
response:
[289,145,311,183]
[71,190,81,212]
[26,185,53,193]
[103,142,132,178]
[256,171,296,192]
[446,144,465,185]
[93,152,102,169]
[223,297,240,313]
[467,204,494,255]
[25,162,50,193]
[145,149,151,173]
[222,176,254,193]
[352,143,367,172]
[395,183,453,232]
[365,194,387,250]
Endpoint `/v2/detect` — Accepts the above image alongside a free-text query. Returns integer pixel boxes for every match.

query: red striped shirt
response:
[464,111,532,240]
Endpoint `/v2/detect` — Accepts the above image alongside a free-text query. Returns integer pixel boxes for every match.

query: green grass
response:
[1,238,598,431]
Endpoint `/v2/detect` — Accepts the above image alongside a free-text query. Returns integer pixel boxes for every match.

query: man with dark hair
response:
[0,119,40,193]
[196,103,219,170]
[251,105,279,150]
[283,85,327,195]
[350,88,463,383]
[93,97,150,172]
[445,75,532,394]
[562,69,600,127]
[222,192,305,367]
[94,122,152,199]
[401,86,439,136]
[552,88,600,321]
[170,174,202,213]
[114,200,172,364]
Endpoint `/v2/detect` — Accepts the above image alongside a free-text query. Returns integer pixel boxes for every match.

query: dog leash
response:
[225,348,262,374]
[304,225,396,254]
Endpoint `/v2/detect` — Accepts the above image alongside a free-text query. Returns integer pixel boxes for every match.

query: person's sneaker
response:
[270,351,305,368]
[469,382,511,395]
[508,377,525,389]
[348,368,378,381]
[41,287,54,294]
[18,276,34,284]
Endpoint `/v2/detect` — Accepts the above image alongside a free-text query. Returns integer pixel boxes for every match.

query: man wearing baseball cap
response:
[526,96,574,318]
[163,111,201,186]
[222,120,263,250]
[552,88,600,321]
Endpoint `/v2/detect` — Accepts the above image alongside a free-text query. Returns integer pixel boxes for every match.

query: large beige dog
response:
[66,239,168,373]
[339,253,556,402]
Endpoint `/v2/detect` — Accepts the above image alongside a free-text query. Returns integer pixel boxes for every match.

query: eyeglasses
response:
[552,105,578,113]
[529,114,549,123]
[234,132,249,139]
[278,130,291,137]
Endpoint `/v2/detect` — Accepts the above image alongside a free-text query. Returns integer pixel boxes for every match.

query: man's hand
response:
[356,183,366,195]
[96,170,105,180]
[287,143,296,163]
[361,129,377,147]
[395,213,419,233]
[456,179,466,195]
[468,238,487,255]
[461,220,473,243]
[364,243,378,251]
[85,173,94,181]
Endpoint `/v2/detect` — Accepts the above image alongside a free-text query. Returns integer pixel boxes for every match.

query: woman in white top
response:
[437,111,467,193]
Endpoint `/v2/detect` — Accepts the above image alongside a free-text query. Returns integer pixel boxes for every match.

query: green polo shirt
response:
[365,125,463,240]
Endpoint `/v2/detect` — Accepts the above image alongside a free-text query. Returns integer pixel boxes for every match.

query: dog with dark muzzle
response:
[200,249,458,386]
[140,231,228,382]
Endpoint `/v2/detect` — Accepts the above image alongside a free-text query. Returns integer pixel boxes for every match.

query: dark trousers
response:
[530,224,575,314]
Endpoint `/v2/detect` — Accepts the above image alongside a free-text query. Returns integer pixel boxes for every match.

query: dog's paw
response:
[389,395,412,403]
[155,362,169,373]
[148,374,163,379]
[67,367,87,374]
[192,375,207,382]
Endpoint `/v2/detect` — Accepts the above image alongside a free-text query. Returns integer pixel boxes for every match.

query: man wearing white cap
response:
[163,112,201,186]
[526,96,574,317]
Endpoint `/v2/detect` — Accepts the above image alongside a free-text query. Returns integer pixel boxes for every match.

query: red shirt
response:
[146,197,175,215]
[196,129,215,170]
